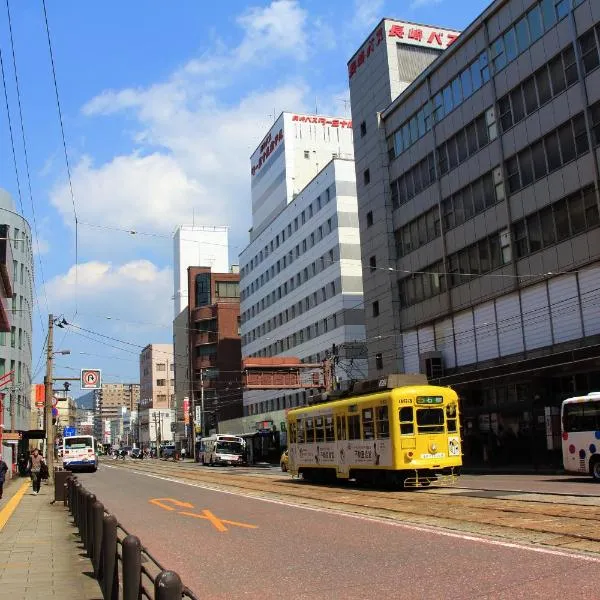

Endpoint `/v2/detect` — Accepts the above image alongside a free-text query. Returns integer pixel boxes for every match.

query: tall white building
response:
[237,113,366,430]
[250,112,354,240]
[173,225,229,316]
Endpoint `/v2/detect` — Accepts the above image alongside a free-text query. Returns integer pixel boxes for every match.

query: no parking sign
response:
[81,369,102,390]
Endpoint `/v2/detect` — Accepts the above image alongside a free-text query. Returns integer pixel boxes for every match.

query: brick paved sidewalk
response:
[0,477,103,600]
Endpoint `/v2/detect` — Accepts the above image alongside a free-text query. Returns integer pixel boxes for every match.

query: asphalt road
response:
[79,465,600,600]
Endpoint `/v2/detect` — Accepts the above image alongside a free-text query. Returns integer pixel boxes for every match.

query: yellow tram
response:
[286,374,462,488]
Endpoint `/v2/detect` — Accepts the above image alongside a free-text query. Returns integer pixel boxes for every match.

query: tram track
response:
[102,459,600,555]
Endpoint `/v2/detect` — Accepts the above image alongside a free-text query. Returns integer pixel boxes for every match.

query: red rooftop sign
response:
[349,20,460,79]
[291,115,352,128]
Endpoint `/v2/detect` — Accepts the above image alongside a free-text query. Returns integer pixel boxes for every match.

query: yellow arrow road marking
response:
[149,497,194,511]
[179,509,259,532]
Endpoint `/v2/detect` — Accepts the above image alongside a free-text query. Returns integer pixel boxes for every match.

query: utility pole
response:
[200,368,205,438]
[44,314,54,483]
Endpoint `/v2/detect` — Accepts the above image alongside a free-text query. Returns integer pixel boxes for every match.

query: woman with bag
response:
[27,448,45,495]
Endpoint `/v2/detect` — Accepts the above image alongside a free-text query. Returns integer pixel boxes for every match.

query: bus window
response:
[446,403,458,432]
[417,408,445,433]
[296,418,305,444]
[399,407,414,434]
[325,416,335,442]
[362,409,374,439]
[376,406,389,438]
[336,416,347,441]
[315,416,325,442]
[306,417,315,442]
[563,402,600,432]
[348,414,361,439]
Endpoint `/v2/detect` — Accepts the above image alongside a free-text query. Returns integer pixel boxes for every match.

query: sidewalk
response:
[0,476,102,600]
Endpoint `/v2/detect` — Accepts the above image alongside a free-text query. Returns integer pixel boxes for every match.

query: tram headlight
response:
[405,451,414,463]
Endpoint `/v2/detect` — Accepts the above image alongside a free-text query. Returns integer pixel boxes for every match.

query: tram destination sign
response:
[416,396,444,405]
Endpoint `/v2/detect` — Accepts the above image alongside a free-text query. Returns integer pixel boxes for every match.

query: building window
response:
[156,363,166,371]
[372,301,380,317]
[369,256,376,272]
[375,353,383,370]
[156,379,166,386]
[195,273,211,307]
[215,281,240,298]
[360,121,367,137]
[363,169,370,185]
[366,211,373,227]
[304,150,309,159]
[10,327,15,348]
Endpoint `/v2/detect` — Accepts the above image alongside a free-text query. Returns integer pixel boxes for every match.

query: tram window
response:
[336,416,347,440]
[416,408,445,433]
[306,418,315,442]
[362,409,374,439]
[315,416,325,442]
[290,422,297,444]
[399,407,414,435]
[376,406,390,438]
[446,404,458,432]
[296,419,305,444]
[348,414,361,440]
[325,416,335,442]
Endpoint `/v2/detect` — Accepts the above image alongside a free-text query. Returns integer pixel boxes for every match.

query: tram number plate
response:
[420,452,445,459]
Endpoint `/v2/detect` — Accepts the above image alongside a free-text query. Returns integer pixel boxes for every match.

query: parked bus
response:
[561,392,600,481]
[286,374,462,488]
[198,434,245,466]
[62,435,98,472]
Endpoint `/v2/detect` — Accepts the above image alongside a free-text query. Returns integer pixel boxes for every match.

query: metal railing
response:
[65,476,198,600]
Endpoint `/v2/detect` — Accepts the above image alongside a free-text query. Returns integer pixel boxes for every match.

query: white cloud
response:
[351,0,384,32]
[58,1,314,257]
[32,235,50,256]
[45,260,174,381]
[410,0,443,9]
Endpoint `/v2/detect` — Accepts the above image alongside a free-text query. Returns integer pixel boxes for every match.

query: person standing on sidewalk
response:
[27,448,45,495]
[0,455,8,499]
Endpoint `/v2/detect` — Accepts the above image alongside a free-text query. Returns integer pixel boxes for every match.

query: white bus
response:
[62,435,98,472]
[561,392,600,482]
[198,434,245,466]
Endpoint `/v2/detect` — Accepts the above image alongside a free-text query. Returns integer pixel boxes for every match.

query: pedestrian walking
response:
[27,448,45,495]
[0,454,8,499]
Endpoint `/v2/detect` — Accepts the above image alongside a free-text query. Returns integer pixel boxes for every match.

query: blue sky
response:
[0,0,489,395]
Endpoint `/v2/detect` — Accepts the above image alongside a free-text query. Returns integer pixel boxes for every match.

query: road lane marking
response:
[149,497,194,511]
[108,464,600,562]
[179,509,258,532]
[149,496,257,532]
[0,481,30,531]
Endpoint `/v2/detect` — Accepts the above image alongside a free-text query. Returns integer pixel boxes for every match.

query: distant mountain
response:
[76,390,96,410]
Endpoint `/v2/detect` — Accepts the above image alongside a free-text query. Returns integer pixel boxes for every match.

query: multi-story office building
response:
[139,343,174,409]
[238,113,367,431]
[0,189,32,435]
[349,0,600,467]
[94,383,140,442]
[173,225,229,317]
[172,308,189,447]
[183,266,242,439]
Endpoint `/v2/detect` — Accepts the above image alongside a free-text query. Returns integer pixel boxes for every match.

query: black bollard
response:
[155,570,183,600]
[86,493,96,557]
[63,482,68,507]
[80,490,89,546]
[73,482,81,525]
[102,514,119,600]
[92,501,104,577]
[122,535,142,600]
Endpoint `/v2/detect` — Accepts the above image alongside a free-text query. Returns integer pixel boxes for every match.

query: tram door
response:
[336,416,349,478]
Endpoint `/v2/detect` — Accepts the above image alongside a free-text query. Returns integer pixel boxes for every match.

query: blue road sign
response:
[63,426,76,437]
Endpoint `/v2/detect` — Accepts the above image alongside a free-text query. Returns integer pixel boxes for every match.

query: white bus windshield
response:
[216,441,243,454]
[65,437,94,450]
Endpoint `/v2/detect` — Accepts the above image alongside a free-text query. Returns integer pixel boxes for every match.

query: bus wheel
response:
[590,456,600,482]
